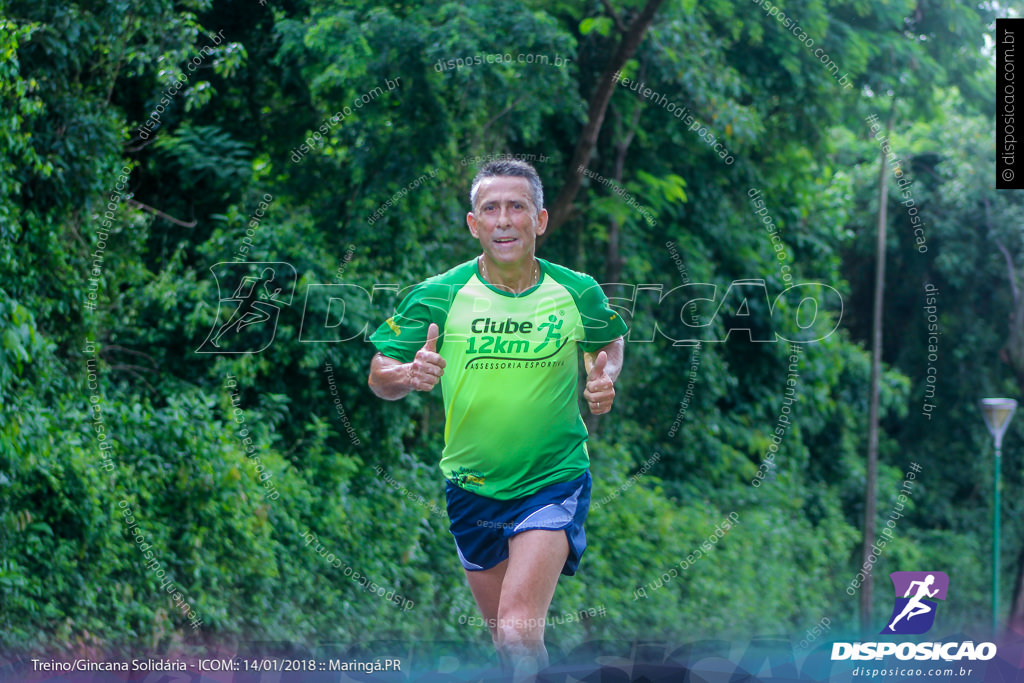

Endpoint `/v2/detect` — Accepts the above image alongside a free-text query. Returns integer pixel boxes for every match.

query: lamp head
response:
[980,398,1018,450]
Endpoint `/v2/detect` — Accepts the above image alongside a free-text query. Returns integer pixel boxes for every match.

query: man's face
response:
[467,176,548,266]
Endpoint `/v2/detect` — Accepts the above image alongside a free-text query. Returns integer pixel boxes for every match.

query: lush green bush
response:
[1,0,1014,660]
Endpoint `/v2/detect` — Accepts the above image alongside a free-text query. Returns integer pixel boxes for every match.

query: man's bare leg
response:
[464,560,507,644]
[465,529,569,681]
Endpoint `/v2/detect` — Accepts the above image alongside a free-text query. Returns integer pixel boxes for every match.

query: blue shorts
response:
[445,470,591,577]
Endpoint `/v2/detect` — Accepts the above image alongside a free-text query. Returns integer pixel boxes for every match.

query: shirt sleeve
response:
[576,278,629,353]
[369,282,452,363]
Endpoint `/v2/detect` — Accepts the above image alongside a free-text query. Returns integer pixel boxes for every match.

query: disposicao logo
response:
[832,571,997,662]
[882,571,948,635]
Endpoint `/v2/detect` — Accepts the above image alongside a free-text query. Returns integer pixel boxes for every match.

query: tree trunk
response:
[994,224,1024,633]
[995,230,1024,391]
[540,0,665,242]
[603,102,640,287]
[862,102,894,632]
[583,104,640,437]
[1010,545,1024,635]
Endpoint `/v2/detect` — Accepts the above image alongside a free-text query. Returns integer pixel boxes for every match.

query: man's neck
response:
[479,255,539,294]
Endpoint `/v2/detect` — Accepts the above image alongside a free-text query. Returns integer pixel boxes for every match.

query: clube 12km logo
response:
[832,572,997,662]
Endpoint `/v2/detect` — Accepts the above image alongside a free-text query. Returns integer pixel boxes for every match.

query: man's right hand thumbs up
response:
[423,322,438,353]
[409,322,446,392]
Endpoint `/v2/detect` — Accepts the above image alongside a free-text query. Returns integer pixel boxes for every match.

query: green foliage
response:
[152,124,252,196]
[0,0,1009,658]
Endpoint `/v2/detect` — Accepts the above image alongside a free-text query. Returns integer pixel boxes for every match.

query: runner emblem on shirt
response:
[534,314,563,352]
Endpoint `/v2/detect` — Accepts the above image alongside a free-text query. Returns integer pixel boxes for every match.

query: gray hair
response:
[469,159,545,215]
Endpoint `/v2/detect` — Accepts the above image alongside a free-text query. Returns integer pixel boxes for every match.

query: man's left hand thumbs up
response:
[584,350,615,415]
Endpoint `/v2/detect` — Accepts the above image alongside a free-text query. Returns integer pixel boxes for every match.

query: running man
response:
[368,159,626,680]
[888,574,939,631]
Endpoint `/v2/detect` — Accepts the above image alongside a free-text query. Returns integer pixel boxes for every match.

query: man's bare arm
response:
[367,323,445,400]
[368,353,415,400]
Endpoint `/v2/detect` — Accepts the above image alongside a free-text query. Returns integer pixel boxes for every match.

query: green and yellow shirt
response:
[370,257,627,500]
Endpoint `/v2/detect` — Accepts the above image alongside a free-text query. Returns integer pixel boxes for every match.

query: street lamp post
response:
[980,397,1017,635]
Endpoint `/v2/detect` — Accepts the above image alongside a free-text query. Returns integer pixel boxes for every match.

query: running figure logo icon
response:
[534,314,563,352]
[197,262,296,354]
[881,571,949,635]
